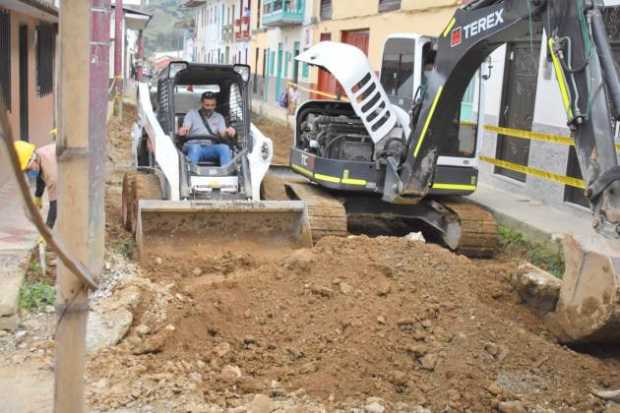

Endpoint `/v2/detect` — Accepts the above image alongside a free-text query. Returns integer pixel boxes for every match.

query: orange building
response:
[0,0,58,148]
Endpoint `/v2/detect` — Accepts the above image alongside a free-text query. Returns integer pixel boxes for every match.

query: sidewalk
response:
[0,153,38,331]
[468,182,618,254]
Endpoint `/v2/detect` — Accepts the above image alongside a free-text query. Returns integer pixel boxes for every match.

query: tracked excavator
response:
[267,0,620,343]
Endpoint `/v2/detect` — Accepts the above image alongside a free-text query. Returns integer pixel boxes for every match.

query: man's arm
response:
[214,113,236,138]
[178,111,195,136]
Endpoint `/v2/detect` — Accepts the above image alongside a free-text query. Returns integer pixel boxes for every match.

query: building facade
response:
[109,4,152,85]
[248,0,461,109]
[182,0,251,65]
[0,0,58,148]
[475,6,620,214]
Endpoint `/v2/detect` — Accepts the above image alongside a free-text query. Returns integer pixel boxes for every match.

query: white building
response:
[181,0,251,65]
[470,6,620,213]
[109,4,152,84]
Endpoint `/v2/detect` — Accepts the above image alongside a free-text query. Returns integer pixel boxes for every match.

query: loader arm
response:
[393,0,620,238]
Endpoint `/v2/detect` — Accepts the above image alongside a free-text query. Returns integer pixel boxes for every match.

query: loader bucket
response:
[552,235,620,344]
[135,200,312,259]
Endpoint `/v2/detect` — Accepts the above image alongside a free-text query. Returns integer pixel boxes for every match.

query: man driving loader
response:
[178,91,236,166]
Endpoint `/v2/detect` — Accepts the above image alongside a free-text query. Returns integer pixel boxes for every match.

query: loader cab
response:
[155,61,253,199]
[379,34,481,163]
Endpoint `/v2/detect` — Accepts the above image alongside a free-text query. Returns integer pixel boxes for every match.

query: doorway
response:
[316,33,337,98]
[495,41,541,181]
[275,43,284,102]
[19,25,28,140]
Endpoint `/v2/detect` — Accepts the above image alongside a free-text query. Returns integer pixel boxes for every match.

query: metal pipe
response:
[591,8,620,121]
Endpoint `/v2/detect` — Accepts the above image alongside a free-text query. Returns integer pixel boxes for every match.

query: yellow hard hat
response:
[14,140,36,171]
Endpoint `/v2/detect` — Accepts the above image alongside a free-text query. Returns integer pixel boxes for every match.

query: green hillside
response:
[142,0,192,56]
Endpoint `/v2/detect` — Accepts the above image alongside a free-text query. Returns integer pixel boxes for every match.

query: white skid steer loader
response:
[122,62,311,257]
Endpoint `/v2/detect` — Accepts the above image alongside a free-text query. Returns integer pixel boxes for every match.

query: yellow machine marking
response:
[432,183,477,191]
[292,164,313,177]
[443,18,456,37]
[342,178,367,186]
[548,38,574,120]
[480,156,585,189]
[314,173,341,184]
[414,86,444,158]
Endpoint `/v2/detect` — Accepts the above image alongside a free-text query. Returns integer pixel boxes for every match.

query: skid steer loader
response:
[122,62,311,256]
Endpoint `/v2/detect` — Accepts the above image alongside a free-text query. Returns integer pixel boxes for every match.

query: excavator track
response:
[441,199,498,258]
[262,175,348,243]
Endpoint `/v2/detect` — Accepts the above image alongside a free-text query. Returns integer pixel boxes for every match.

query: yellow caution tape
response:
[479,156,586,189]
[288,81,349,102]
[484,125,620,151]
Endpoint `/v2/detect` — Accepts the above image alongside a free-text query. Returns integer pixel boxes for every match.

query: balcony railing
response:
[178,0,206,7]
[262,0,304,27]
[234,16,251,41]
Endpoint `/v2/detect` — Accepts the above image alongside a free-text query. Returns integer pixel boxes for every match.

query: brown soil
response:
[105,104,138,255]
[86,104,620,412]
[253,113,293,165]
[88,236,620,412]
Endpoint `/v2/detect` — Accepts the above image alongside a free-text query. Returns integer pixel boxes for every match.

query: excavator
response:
[266,0,620,343]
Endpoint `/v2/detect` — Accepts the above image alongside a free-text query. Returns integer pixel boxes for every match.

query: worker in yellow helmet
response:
[13,140,58,228]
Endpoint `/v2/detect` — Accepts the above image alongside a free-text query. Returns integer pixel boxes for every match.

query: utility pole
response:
[54,0,108,411]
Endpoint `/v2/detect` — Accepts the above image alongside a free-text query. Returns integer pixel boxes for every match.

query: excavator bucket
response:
[552,235,620,343]
[136,200,312,259]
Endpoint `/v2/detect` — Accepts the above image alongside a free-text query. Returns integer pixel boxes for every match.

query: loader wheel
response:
[121,171,140,232]
[130,173,163,235]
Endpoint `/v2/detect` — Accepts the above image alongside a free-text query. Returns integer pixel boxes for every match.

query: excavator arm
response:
[390,0,620,239]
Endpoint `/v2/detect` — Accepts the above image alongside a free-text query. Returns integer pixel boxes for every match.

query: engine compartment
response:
[296,102,375,163]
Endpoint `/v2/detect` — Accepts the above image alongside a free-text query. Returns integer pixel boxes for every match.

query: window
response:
[0,9,10,110]
[36,23,55,97]
[320,0,332,20]
[380,38,415,110]
[378,0,401,13]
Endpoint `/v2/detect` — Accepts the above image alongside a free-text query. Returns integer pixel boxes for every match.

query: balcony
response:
[234,16,251,41]
[222,24,233,42]
[178,0,206,7]
[262,0,304,27]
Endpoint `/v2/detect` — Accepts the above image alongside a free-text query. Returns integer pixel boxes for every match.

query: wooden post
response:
[54,0,107,411]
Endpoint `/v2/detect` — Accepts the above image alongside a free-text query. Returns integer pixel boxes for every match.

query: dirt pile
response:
[87,236,620,412]
[252,114,293,165]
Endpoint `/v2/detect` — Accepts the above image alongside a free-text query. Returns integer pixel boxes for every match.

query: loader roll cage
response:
[155,61,252,156]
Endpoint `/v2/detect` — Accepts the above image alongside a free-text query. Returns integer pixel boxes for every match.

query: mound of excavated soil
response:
[252,114,293,165]
[87,236,620,412]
